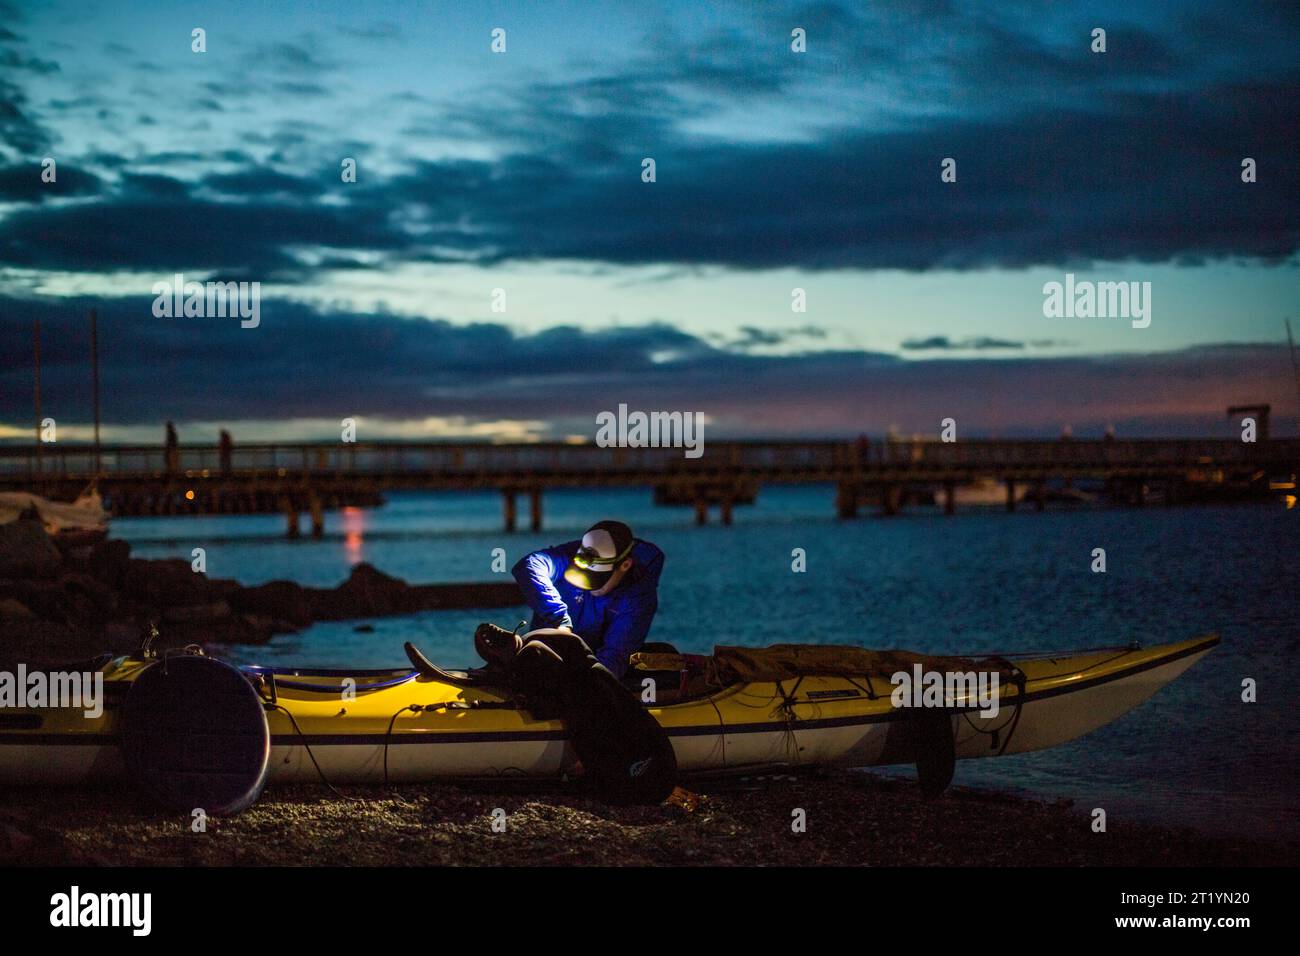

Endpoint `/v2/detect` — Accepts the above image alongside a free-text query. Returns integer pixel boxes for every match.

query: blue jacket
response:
[512,539,664,678]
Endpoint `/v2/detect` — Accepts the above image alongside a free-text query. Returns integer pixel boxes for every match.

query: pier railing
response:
[2,437,1296,481]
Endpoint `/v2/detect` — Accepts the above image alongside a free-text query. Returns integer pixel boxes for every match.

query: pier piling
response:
[502,489,517,532]
[309,492,325,539]
[529,487,542,532]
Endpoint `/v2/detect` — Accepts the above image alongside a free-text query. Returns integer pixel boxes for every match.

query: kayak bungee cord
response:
[706,694,728,767]
[382,699,522,792]
[383,705,418,795]
[956,660,1028,756]
[267,702,359,802]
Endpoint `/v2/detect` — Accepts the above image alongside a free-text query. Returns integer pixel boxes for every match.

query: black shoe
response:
[475,623,520,666]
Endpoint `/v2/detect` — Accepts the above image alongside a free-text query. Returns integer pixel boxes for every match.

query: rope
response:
[269,703,361,803]
[706,695,727,767]
[383,705,419,798]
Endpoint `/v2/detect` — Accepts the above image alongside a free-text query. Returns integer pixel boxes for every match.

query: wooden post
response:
[503,489,517,532]
[1005,479,1017,513]
[720,497,734,526]
[33,319,42,477]
[309,491,325,539]
[283,497,300,538]
[882,484,901,516]
[835,482,857,519]
[694,498,708,525]
[942,480,955,515]
[1033,479,1045,512]
[529,487,542,531]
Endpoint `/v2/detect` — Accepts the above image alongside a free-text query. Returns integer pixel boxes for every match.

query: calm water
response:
[115,487,1300,841]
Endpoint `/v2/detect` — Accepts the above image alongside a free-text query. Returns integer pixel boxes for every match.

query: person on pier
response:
[164,421,179,475]
[511,520,663,678]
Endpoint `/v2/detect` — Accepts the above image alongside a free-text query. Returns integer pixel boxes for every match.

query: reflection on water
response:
[116,487,1299,841]
[341,506,365,566]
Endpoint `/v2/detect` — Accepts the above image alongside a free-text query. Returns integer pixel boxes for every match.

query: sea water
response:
[114,487,1299,841]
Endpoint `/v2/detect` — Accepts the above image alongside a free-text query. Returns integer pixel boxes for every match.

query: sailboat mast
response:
[34,319,42,477]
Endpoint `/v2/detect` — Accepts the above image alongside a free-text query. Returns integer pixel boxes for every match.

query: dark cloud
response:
[389,79,1298,271]
[1,296,1293,437]
[0,48,59,74]
[248,40,338,74]
[274,81,329,98]
[202,167,322,197]
[120,173,191,199]
[338,23,401,42]
[0,196,405,274]
[902,336,1028,351]
[0,78,50,156]
[0,3,1296,277]
[729,325,828,349]
[0,164,102,203]
[5,77,1293,276]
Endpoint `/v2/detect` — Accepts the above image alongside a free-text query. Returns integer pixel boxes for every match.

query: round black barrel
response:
[121,655,271,816]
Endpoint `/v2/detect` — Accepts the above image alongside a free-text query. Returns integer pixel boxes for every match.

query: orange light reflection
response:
[341,506,366,564]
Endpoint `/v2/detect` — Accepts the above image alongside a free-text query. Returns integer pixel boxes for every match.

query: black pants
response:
[510,631,677,805]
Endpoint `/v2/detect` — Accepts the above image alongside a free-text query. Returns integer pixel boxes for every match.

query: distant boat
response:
[1039,486,1099,505]
[952,478,1025,507]
[0,487,109,546]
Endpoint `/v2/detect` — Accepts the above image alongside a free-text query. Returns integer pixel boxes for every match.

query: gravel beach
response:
[3,770,1293,867]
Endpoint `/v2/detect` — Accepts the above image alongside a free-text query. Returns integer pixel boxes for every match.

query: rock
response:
[0,579,66,622]
[62,573,118,623]
[228,580,313,628]
[306,565,521,620]
[87,538,132,588]
[105,621,143,647]
[408,581,523,611]
[162,600,232,625]
[121,557,211,607]
[0,813,68,864]
[0,574,117,627]
[235,614,280,644]
[0,598,34,620]
[0,620,103,671]
[310,562,410,619]
[0,515,62,579]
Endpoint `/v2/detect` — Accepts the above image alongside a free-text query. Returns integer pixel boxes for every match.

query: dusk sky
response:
[1,0,1297,442]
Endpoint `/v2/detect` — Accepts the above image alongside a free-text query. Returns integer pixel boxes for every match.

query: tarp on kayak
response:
[710,644,1007,684]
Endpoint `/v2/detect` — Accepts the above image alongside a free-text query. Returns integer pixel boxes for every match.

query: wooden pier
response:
[1,437,1295,535]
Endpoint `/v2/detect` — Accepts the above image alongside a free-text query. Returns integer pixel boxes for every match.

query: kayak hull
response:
[0,635,1218,787]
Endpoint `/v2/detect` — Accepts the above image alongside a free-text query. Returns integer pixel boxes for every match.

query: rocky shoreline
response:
[2,770,1293,867]
[0,514,520,668]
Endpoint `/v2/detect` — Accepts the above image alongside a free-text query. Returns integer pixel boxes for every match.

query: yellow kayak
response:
[0,634,1217,811]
